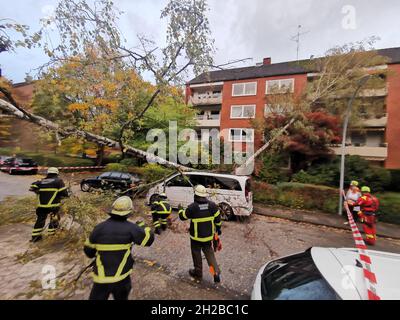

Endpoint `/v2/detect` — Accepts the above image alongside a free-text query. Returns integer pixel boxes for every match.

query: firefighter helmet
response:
[194,185,208,197]
[47,167,59,175]
[110,196,133,216]
[361,186,371,193]
[159,193,167,198]
[350,180,359,187]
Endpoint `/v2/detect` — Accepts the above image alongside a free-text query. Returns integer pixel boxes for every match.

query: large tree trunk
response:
[0,98,192,171]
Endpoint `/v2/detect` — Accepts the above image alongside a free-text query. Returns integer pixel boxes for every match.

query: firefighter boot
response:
[189,269,202,281]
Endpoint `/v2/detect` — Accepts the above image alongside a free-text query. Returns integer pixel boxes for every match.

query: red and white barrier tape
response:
[344,203,380,300]
[0,166,105,171]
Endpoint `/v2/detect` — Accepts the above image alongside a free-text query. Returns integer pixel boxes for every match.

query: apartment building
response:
[186,47,400,169]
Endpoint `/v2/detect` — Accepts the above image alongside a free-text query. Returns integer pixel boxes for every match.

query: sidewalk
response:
[253,203,400,240]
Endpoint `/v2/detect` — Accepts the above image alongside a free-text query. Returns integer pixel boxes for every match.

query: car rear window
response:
[261,250,340,300]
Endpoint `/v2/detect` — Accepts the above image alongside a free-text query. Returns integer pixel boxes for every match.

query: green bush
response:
[104,163,129,173]
[119,158,139,167]
[388,170,400,192]
[129,163,174,182]
[253,180,400,225]
[15,152,94,167]
[257,154,289,184]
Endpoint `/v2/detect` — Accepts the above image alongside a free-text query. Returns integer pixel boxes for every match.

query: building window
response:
[231,105,256,119]
[232,82,257,97]
[266,78,295,94]
[229,128,254,142]
[265,104,294,116]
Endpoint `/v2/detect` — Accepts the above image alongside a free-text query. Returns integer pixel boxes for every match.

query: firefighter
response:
[178,185,222,283]
[84,196,154,300]
[150,193,172,235]
[356,186,380,246]
[29,167,69,242]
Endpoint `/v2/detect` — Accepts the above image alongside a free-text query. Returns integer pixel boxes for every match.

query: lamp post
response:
[338,75,371,215]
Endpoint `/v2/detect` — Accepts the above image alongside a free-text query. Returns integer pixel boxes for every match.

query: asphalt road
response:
[0,172,39,201]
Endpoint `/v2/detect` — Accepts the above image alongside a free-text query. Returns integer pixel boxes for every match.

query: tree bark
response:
[0,98,192,171]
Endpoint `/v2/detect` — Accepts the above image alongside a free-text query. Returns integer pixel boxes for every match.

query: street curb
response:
[253,204,400,241]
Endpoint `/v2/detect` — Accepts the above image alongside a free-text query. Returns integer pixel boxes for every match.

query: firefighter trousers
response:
[152,212,170,231]
[190,239,220,278]
[89,275,132,300]
[32,207,60,240]
[361,214,377,246]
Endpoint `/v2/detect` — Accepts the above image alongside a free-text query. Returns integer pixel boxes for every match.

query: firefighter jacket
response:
[356,193,380,214]
[84,217,154,284]
[151,199,172,215]
[178,198,222,242]
[30,177,69,209]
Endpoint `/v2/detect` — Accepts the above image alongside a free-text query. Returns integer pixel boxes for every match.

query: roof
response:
[189,47,400,85]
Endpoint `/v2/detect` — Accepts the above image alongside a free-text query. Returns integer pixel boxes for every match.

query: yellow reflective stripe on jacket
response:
[37,187,66,207]
[95,243,132,251]
[92,269,132,284]
[154,201,171,214]
[140,227,151,247]
[179,209,188,220]
[192,216,215,242]
[214,210,221,218]
[90,243,134,284]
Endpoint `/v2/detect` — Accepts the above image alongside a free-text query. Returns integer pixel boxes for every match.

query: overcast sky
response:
[1,0,400,83]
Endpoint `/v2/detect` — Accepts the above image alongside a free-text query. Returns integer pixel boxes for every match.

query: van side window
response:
[167,175,192,187]
[189,175,207,186]
[205,176,242,191]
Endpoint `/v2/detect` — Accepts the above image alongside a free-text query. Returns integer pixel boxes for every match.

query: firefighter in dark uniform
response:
[84,196,154,300]
[178,185,222,283]
[29,167,69,242]
[150,193,172,234]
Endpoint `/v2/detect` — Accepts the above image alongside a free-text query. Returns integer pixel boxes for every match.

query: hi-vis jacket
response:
[30,177,69,208]
[179,198,222,242]
[151,199,172,215]
[84,217,154,284]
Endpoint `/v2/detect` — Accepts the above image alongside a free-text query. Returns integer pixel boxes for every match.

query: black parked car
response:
[0,155,11,166]
[80,171,141,195]
[1,157,38,175]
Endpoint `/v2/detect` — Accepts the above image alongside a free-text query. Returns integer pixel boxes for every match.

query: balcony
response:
[195,112,221,127]
[332,145,388,160]
[189,92,222,106]
[362,116,387,128]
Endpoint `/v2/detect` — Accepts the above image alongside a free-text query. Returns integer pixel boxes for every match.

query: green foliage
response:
[256,154,289,184]
[377,192,400,225]
[253,180,400,225]
[294,156,392,192]
[130,164,174,183]
[0,196,37,226]
[104,163,129,173]
[388,170,400,192]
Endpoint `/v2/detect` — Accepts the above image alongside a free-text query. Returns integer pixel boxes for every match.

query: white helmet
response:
[47,167,59,175]
[194,185,208,197]
[111,196,133,216]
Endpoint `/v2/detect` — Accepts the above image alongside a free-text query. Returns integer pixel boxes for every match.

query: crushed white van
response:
[146,171,253,220]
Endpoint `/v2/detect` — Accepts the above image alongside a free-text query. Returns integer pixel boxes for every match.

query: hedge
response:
[253,181,400,225]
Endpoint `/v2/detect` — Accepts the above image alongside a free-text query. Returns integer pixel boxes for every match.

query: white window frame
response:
[266,78,295,95]
[264,104,294,116]
[232,82,258,97]
[228,128,255,142]
[230,105,256,119]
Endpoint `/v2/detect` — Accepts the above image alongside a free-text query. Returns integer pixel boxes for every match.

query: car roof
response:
[311,247,400,300]
[181,171,250,182]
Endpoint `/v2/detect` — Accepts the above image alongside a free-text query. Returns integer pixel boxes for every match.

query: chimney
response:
[263,57,271,65]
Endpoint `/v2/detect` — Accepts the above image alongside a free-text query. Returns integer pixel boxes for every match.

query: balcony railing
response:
[332,145,388,159]
[189,92,222,105]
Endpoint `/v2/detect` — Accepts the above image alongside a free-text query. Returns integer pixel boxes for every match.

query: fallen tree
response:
[0,96,191,172]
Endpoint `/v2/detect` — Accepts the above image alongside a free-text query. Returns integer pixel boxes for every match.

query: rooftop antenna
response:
[290,25,309,61]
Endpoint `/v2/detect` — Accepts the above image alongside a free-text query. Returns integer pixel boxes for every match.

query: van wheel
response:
[219,203,234,221]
